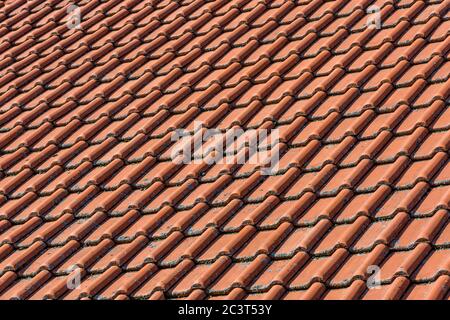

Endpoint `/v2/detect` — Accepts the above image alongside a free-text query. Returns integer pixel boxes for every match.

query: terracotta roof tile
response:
[0,0,449,300]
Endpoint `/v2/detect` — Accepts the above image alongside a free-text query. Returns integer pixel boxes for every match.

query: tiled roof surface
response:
[0,0,449,300]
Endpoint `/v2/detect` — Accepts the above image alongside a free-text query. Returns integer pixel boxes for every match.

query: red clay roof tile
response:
[0,0,449,300]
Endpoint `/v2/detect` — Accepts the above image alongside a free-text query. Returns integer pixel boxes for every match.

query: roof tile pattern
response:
[0,0,449,300]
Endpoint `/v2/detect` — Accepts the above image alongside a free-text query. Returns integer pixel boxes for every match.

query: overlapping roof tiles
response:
[0,0,449,300]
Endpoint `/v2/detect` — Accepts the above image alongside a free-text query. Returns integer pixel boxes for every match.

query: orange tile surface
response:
[0,0,449,300]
